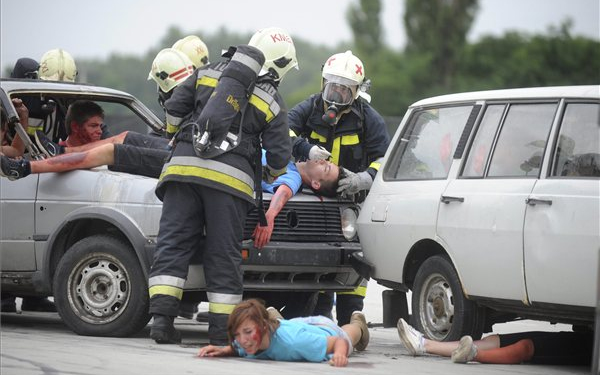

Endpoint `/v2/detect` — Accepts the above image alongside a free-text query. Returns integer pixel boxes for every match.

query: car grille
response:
[244,201,351,242]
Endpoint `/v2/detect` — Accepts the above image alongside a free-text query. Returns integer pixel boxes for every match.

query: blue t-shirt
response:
[233,319,338,363]
[261,151,302,195]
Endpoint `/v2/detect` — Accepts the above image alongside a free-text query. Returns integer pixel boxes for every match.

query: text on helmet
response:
[269,33,292,44]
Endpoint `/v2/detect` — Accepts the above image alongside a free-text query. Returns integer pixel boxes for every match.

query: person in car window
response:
[397,318,593,366]
[0,99,30,158]
[197,298,369,367]
[0,47,202,181]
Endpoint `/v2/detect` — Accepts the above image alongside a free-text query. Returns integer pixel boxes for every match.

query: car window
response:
[551,102,600,178]
[101,102,151,135]
[487,103,557,178]
[384,105,473,180]
[462,104,505,178]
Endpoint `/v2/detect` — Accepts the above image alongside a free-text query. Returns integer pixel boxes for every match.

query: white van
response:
[354,85,599,341]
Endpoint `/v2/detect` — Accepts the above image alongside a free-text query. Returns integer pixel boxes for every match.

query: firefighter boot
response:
[150,314,181,344]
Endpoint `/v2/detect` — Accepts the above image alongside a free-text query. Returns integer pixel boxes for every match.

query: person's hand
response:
[252,214,274,249]
[336,169,373,195]
[198,344,231,357]
[308,145,331,160]
[329,352,348,367]
[11,98,28,121]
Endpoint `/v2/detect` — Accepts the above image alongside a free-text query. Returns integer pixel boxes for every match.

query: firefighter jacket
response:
[289,93,390,179]
[157,57,291,204]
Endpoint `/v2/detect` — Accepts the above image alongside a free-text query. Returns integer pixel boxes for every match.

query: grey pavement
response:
[0,281,591,375]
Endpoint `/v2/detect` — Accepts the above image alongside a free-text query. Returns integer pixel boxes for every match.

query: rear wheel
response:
[411,255,484,341]
[53,234,150,337]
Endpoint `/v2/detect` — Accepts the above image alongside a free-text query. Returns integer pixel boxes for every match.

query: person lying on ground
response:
[197,298,369,367]
[396,318,594,366]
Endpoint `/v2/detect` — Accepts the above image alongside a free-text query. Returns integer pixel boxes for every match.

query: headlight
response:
[341,207,358,241]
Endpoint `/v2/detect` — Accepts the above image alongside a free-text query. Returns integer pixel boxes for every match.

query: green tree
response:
[346,0,383,58]
[404,0,479,88]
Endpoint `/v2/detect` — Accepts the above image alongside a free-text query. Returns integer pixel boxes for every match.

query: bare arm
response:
[326,336,349,367]
[252,184,293,249]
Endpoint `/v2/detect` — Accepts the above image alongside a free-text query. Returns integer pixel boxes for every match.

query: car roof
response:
[0,78,135,100]
[411,85,600,107]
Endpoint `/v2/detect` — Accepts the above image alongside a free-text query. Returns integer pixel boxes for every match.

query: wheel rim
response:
[417,272,454,341]
[67,253,131,324]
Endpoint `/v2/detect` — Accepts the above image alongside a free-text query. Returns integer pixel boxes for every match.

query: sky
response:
[1,0,598,70]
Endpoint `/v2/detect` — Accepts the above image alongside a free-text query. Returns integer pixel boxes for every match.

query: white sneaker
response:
[396,318,426,356]
[451,335,478,363]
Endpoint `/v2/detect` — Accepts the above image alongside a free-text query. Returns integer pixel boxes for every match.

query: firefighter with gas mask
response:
[148,27,297,345]
[288,51,390,326]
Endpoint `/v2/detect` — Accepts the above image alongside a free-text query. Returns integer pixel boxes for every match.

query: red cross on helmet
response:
[321,50,365,106]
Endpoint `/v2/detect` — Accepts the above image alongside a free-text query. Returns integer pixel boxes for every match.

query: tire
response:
[411,255,484,341]
[53,234,150,337]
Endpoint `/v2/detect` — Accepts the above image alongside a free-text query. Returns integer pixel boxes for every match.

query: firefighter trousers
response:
[148,182,251,344]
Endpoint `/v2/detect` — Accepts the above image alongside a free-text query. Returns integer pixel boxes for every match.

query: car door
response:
[359,105,475,283]
[524,101,600,307]
[0,170,39,271]
[437,102,558,301]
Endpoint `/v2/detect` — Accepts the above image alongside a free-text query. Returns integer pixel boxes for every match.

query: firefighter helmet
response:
[321,50,365,105]
[172,35,209,68]
[39,49,77,82]
[148,48,195,93]
[248,27,298,82]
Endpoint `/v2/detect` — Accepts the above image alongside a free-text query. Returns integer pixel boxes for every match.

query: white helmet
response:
[172,35,209,68]
[321,50,366,105]
[39,49,77,82]
[248,27,298,82]
[148,48,195,93]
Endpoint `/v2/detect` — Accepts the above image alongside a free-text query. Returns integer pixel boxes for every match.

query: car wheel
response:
[53,234,150,337]
[411,255,483,341]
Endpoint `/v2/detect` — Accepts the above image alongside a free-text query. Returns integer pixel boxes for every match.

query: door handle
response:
[526,198,552,206]
[440,195,464,204]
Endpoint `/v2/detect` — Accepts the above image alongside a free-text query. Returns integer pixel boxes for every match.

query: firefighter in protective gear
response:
[148,27,296,345]
[38,49,77,82]
[288,50,390,326]
[147,48,196,108]
[172,35,210,69]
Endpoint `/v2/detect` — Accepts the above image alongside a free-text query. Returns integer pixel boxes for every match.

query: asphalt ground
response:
[0,281,593,375]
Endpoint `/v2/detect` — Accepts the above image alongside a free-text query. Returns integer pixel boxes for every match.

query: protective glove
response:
[336,169,373,195]
[262,165,278,184]
[308,145,332,160]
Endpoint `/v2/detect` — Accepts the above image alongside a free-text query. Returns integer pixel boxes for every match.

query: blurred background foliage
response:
[5,0,599,134]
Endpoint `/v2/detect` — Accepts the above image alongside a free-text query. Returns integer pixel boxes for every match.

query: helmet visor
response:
[322,82,354,106]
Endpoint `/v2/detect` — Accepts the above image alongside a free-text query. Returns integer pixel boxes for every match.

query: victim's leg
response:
[475,339,534,364]
[30,144,115,173]
[425,334,500,357]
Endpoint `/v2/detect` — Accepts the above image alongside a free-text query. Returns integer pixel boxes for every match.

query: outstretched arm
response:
[252,184,293,249]
[197,344,236,358]
[326,336,349,367]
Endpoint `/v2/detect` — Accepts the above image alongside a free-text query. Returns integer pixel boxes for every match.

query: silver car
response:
[0,79,362,337]
[354,85,599,341]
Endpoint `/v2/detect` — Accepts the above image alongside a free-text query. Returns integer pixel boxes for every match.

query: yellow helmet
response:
[248,27,298,82]
[148,48,195,93]
[172,35,209,68]
[39,49,77,82]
